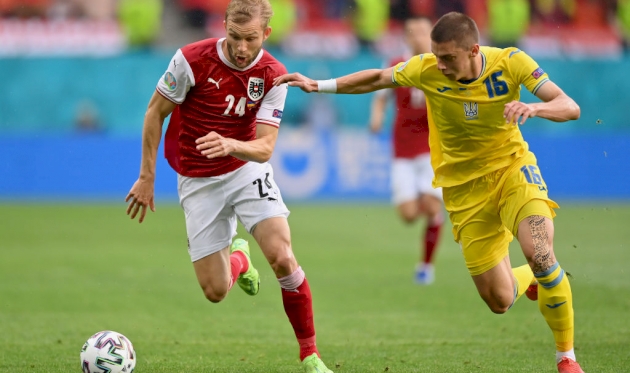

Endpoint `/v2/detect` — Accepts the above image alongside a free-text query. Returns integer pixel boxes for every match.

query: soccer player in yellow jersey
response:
[275,12,584,373]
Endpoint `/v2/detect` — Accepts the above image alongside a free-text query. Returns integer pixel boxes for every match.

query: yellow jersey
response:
[392,47,550,188]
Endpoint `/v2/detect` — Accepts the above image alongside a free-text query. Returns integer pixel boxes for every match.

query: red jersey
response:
[388,56,430,159]
[156,38,288,177]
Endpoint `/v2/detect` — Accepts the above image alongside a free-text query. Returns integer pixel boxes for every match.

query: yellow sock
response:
[512,264,535,304]
[535,262,574,352]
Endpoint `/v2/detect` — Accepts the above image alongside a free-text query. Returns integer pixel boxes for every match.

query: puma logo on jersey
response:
[208,77,222,89]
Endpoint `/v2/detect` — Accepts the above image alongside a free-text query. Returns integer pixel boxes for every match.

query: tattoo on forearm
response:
[528,215,554,273]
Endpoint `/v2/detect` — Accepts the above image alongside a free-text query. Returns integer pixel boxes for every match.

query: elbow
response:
[259,153,272,163]
[255,146,274,163]
[571,103,581,120]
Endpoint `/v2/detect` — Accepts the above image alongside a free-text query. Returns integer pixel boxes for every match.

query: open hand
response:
[273,72,318,92]
[125,179,155,223]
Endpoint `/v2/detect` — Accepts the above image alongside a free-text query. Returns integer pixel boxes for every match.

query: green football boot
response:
[302,353,334,373]
[230,238,260,296]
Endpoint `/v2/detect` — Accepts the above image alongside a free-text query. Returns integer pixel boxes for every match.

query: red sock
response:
[278,267,319,361]
[423,221,442,264]
[229,251,248,290]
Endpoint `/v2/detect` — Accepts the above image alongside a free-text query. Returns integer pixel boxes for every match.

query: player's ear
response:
[470,44,480,57]
[223,20,227,32]
[263,26,272,41]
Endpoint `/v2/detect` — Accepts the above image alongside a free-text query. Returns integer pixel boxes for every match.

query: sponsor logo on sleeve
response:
[164,72,177,91]
[531,67,545,79]
[272,109,283,119]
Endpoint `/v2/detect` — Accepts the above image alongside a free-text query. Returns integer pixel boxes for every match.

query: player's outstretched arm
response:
[504,81,580,125]
[126,92,176,223]
[274,67,398,94]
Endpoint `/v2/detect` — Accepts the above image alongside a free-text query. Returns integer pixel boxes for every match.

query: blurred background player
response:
[124,1,333,372]
[368,16,443,285]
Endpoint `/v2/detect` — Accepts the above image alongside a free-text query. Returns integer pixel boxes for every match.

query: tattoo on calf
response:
[528,215,554,273]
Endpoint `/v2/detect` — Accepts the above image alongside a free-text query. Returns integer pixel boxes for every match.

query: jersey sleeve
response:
[256,83,288,128]
[507,49,550,95]
[156,49,195,104]
[391,55,423,88]
[374,59,395,99]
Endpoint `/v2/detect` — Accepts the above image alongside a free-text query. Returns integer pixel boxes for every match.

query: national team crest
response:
[463,102,478,120]
[248,77,265,101]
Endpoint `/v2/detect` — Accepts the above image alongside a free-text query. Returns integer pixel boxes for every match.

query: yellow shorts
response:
[443,151,559,276]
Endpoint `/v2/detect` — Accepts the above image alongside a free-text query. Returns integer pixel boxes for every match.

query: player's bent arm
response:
[139,92,177,181]
[531,81,580,122]
[229,123,279,163]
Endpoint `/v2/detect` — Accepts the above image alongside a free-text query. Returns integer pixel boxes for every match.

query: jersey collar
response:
[217,38,264,71]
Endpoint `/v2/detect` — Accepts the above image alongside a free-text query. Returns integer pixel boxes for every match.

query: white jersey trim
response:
[256,83,288,126]
[156,49,195,104]
[257,119,280,128]
[217,38,264,72]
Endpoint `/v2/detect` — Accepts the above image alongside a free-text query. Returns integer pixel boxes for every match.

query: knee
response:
[400,213,416,225]
[201,284,228,303]
[480,294,512,314]
[269,249,297,275]
[488,303,510,314]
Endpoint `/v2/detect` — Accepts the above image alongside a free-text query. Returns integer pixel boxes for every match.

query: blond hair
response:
[225,0,274,28]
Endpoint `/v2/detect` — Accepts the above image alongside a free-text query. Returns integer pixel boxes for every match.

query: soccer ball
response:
[80,331,136,373]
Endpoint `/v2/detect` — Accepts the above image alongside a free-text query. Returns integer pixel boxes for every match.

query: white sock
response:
[556,349,576,364]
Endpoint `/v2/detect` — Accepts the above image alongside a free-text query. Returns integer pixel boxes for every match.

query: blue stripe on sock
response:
[539,270,565,289]
[508,280,518,309]
[534,262,559,279]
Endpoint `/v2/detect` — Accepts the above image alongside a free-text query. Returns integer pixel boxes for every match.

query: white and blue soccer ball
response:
[80,331,136,373]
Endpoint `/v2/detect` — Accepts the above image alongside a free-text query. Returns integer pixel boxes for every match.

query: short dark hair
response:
[430,12,479,49]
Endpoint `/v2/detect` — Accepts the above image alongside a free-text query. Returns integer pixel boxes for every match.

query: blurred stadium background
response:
[1,1,630,372]
[0,0,628,201]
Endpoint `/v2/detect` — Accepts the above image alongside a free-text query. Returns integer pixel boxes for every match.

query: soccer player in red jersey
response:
[124,1,333,372]
[368,17,444,285]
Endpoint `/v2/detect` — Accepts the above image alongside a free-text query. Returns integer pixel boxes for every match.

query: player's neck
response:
[461,53,483,82]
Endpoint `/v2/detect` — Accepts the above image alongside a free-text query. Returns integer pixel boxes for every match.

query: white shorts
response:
[177,161,290,262]
[391,153,442,205]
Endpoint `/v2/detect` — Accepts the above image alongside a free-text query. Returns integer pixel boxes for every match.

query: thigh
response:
[391,158,417,205]
[251,216,297,278]
[444,178,512,277]
[414,153,442,200]
[192,247,231,292]
[498,152,559,236]
[178,174,237,262]
[228,162,290,234]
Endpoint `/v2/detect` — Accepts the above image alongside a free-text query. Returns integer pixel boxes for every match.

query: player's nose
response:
[236,40,247,52]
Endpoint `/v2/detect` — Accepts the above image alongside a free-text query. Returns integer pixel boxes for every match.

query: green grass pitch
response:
[0,203,628,372]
